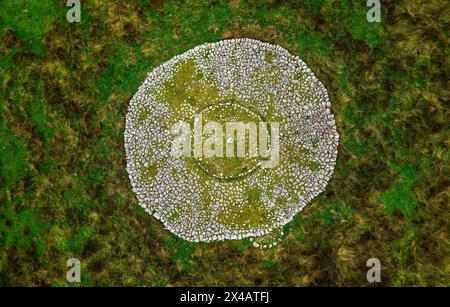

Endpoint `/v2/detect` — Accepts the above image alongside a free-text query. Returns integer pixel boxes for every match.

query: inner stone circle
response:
[195,100,266,181]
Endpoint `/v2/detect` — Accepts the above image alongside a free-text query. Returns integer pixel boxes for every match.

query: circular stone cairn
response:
[125,38,339,248]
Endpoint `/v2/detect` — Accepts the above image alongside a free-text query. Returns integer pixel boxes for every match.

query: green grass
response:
[0,0,448,286]
[381,165,418,221]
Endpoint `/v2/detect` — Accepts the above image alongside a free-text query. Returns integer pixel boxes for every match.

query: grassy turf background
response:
[0,0,448,286]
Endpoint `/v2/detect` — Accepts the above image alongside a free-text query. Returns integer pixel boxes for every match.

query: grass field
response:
[0,0,448,286]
